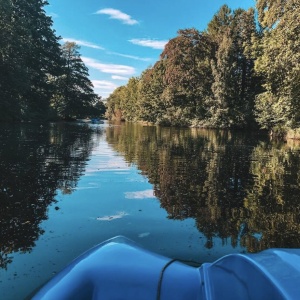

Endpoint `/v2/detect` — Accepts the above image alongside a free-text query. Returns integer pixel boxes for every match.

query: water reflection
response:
[244,140,300,252]
[106,122,300,253]
[0,122,102,269]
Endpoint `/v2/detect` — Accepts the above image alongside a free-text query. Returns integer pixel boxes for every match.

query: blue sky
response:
[46,0,255,99]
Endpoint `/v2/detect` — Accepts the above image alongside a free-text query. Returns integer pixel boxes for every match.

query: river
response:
[1,121,300,299]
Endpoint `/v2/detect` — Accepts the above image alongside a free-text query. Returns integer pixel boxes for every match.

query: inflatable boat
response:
[33,236,300,299]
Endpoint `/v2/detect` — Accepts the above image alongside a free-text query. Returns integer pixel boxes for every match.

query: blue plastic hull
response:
[33,236,300,299]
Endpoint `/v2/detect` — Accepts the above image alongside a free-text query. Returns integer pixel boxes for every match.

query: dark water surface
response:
[1,121,300,299]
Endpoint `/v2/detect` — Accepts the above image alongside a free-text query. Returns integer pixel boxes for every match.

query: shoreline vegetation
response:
[1,1,299,141]
[105,0,300,140]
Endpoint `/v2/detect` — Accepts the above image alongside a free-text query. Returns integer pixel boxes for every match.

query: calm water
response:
[1,121,300,299]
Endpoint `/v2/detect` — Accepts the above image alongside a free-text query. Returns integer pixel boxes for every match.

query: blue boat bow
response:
[33,236,300,299]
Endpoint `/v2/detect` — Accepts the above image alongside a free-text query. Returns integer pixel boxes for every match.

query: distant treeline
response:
[106,1,300,135]
[0,0,105,122]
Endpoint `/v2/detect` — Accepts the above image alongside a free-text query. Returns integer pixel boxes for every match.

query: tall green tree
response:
[138,62,167,124]
[160,29,215,126]
[120,77,140,121]
[105,86,127,121]
[0,0,62,121]
[0,0,24,120]
[51,42,99,119]
[254,0,300,130]
[207,6,258,128]
[21,0,63,120]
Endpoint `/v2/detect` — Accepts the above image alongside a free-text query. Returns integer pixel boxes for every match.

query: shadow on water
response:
[106,122,300,253]
[0,122,103,269]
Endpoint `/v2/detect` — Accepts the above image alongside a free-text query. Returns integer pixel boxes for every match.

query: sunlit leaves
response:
[254,0,300,129]
[106,2,299,133]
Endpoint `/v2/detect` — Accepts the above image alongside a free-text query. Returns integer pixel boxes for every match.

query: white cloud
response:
[110,52,151,62]
[96,8,138,25]
[92,80,118,90]
[125,189,156,199]
[112,75,129,80]
[96,211,128,221]
[85,156,130,172]
[100,91,113,96]
[82,57,135,75]
[62,38,104,50]
[91,80,118,98]
[129,38,168,50]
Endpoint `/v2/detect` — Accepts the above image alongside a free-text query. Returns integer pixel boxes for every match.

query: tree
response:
[51,42,99,119]
[254,0,300,130]
[256,0,287,29]
[207,6,258,128]
[160,29,215,125]
[0,0,25,120]
[207,4,232,37]
[120,77,140,121]
[138,62,167,124]
[104,2,299,131]
[21,0,63,120]
[0,0,62,121]
[91,99,106,118]
[105,86,127,121]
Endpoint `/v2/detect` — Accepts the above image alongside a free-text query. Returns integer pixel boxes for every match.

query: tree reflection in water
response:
[0,122,102,269]
[106,122,300,253]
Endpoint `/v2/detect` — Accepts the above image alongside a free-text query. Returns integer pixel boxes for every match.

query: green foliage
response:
[207,6,258,128]
[91,100,106,118]
[105,86,127,121]
[254,0,300,130]
[105,1,299,135]
[138,62,167,124]
[0,0,62,121]
[50,42,100,119]
[160,29,215,125]
[106,5,263,129]
[0,1,103,122]
[0,0,26,120]
[3,0,296,132]
[120,77,140,121]
[286,128,300,140]
[21,0,63,120]
[256,0,287,29]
